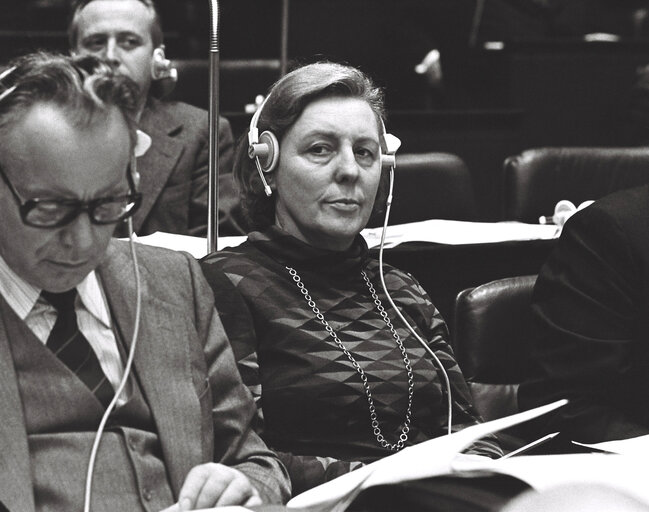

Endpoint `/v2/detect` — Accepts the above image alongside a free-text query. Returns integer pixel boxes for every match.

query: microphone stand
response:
[207,0,220,253]
[280,0,289,76]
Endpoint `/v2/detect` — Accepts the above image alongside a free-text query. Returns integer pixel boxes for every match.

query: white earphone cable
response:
[83,217,143,512]
[376,165,453,436]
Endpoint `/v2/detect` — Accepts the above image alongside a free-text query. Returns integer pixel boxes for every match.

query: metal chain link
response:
[286,266,414,451]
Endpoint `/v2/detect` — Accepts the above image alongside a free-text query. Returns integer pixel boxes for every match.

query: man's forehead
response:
[77,0,155,35]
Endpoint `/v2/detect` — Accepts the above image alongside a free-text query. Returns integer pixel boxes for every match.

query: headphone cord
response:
[83,216,142,512]
[377,166,453,436]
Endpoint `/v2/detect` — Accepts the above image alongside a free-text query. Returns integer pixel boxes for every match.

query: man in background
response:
[68,0,245,237]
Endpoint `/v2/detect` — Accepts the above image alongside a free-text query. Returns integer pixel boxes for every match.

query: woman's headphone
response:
[247,94,401,197]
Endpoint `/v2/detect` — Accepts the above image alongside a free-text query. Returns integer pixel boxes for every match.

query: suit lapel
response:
[98,241,204,494]
[0,300,36,512]
[133,99,185,232]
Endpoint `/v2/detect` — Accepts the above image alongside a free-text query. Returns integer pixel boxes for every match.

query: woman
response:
[201,62,501,495]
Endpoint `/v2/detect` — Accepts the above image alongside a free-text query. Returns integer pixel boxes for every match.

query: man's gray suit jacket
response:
[0,240,289,511]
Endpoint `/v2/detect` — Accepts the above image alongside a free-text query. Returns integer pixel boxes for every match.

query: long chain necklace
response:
[286,266,414,451]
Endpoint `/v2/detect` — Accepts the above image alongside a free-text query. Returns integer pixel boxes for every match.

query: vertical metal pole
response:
[207,0,220,253]
[468,0,485,49]
[280,0,289,76]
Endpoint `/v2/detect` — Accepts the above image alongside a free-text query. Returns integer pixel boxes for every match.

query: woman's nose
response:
[335,147,360,182]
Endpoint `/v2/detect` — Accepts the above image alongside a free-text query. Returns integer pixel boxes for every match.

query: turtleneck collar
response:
[248,225,369,276]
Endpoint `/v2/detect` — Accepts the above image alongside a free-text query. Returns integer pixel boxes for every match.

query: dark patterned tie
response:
[42,289,115,409]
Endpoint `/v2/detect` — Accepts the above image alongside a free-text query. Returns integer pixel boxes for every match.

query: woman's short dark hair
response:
[234,61,389,232]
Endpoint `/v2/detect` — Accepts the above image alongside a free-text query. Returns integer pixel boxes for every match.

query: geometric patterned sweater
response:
[201,226,502,494]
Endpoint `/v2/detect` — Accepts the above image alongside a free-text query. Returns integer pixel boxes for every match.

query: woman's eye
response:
[309,144,331,156]
[356,147,376,160]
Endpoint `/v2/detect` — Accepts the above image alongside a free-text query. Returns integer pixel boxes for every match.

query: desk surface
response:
[134,230,557,332]
[377,238,557,330]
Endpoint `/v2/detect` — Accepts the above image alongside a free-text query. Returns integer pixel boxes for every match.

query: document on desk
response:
[127,221,557,256]
[126,232,246,258]
[361,220,559,249]
[286,400,567,512]
[572,434,649,456]
[452,452,649,505]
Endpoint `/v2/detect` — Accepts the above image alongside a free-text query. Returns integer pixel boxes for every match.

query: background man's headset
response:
[150,45,177,82]
[247,95,454,436]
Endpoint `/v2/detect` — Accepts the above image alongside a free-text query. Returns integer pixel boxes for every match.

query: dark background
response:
[4,0,649,219]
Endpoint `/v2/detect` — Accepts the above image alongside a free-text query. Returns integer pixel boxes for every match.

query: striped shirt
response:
[0,254,126,399]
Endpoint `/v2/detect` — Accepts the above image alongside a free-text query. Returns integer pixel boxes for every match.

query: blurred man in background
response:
[68,0,245,237]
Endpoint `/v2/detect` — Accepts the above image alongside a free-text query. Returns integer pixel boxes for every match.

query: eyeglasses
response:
[0,164,142,228]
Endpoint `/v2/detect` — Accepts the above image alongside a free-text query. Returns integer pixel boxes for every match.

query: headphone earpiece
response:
[248,95,276,197]
[379,129,401,171]
[151,46,177,81]
[249,130,280,174]
[128,129,150,192]
[380,154,396,171]
[129,155,141,191]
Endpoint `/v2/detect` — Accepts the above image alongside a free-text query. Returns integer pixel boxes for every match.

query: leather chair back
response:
[503,147,649,223]
[168,58,280,112]
[371,152,477,227]
[453,275,537,422]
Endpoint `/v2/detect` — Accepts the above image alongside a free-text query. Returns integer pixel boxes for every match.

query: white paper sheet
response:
[287,400,567,511]
[126,232,246,258]
[573,434,649,457]
[129,221,557,257]
[361,220,559,249]
[452,453,649,505]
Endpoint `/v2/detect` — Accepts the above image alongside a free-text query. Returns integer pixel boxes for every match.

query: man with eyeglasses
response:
[0,51,289,511]
[68,0,246,237]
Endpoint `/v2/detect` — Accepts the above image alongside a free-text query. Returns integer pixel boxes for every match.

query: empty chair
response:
[371,152,477,227]
[452,275,537,423]
[503,147,649,223]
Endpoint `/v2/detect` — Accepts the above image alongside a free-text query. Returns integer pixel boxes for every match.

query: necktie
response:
[42,289,115,409]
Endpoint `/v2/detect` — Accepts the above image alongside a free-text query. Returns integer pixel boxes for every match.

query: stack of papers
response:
[286,401,567,511]
[286,400,649,512]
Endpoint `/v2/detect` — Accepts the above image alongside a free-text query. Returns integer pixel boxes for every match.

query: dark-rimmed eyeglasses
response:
[0,164,142,228]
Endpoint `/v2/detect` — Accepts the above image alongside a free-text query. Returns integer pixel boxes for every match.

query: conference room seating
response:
[503,147,649,223]
[370,152,478,227]
[169,58,281,112]
[452,275,537,447]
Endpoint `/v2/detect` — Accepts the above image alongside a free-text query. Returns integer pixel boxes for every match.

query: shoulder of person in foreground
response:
[520,185,649,442]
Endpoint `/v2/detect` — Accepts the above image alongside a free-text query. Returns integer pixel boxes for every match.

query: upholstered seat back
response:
[453,275,537,423]
[503,147,649,223]
[371,152,477,227]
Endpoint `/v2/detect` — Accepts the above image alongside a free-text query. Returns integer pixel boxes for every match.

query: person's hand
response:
[160,463,262,511]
